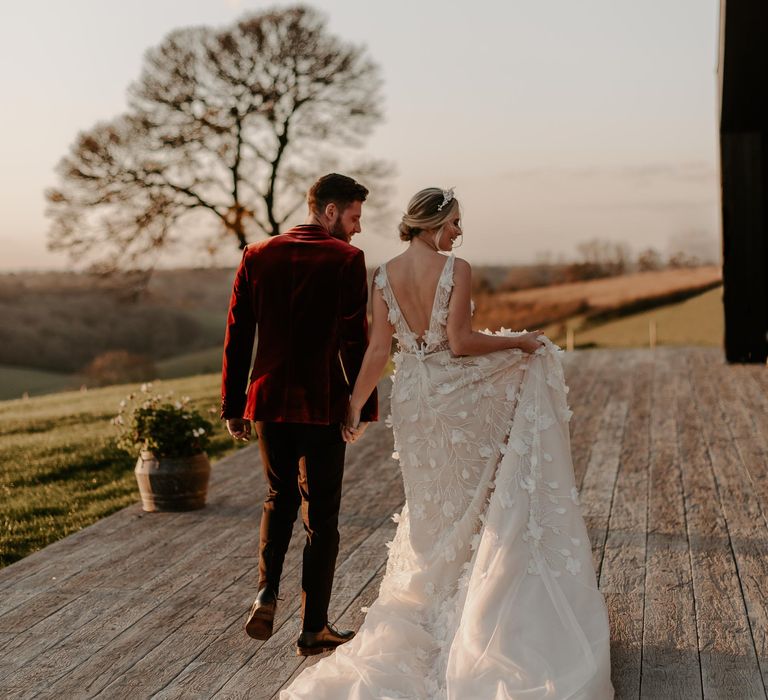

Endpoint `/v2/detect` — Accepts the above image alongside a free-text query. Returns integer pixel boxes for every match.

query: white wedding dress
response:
[281,255,614,699]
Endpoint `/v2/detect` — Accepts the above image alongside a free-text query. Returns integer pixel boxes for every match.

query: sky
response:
[0,0,722,270]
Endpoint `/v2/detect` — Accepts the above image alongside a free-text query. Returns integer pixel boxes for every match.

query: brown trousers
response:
[255,421,346,633]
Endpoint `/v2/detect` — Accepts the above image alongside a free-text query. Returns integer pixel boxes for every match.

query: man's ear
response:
[324,202,337,220]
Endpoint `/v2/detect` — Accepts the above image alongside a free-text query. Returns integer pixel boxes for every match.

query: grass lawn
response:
[546,286,724,349]
[0,365,83,401]
[157,346,223,379]
[0,373,246,568]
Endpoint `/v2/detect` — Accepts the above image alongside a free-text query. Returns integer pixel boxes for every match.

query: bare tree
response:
[637,247,664,271]
[565,238,632,281]
[46,6,391,275]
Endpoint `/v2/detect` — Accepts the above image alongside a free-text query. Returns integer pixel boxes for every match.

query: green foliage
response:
[114,384,212,457]
[0,373,243,567]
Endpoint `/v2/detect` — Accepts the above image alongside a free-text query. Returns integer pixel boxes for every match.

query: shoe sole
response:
[296,644,338,657]
[245,609,274,640]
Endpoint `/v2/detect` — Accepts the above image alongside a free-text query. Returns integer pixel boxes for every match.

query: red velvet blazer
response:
[220,225,378,425]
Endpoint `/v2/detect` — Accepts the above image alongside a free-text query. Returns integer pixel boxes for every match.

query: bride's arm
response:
[447,258,542,356]
[348,283,394,417]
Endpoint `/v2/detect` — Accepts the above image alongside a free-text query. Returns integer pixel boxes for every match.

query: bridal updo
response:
[399,187,460,242]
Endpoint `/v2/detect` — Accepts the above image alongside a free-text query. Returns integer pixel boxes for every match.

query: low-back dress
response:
[281,254,614,699]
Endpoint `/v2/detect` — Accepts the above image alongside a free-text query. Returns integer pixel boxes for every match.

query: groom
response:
[220,173,378,656]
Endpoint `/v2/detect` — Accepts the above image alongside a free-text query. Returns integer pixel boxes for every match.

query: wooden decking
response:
[0,347,767,699]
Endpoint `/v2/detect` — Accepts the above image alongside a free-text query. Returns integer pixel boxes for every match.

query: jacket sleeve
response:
[220,248,257,420]
[339,249,378,422]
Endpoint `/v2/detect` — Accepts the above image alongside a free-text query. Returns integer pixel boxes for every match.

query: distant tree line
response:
[495,238,717,293]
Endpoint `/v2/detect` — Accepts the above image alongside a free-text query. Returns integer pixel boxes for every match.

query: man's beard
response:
[329,218,350,242]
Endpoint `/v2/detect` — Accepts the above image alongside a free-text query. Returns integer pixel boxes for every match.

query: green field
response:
[157,346,223,379]
[0,373,245,567]
[0,365,84,401]
[547,286,724,349]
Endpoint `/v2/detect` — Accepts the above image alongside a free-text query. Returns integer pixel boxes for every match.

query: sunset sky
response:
[0,0,721,270]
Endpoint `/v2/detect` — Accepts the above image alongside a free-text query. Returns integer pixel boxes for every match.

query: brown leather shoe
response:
[245,587,277,640]
[296,622,355,656]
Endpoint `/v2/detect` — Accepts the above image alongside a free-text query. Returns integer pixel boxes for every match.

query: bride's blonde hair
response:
[399,188,460,242]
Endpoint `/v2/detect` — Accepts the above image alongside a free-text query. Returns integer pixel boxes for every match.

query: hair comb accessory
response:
[436,187,455,212]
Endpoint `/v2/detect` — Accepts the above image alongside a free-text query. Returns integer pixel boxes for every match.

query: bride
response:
[280,188,614,699]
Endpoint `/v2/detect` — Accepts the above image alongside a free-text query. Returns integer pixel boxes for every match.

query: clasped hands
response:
[226,412,367,444]
[342,403,368,444]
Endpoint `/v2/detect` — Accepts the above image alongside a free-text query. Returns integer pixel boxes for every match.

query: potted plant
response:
[113,383,213,512]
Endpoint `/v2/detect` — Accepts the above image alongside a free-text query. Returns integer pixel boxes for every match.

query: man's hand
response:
[226,418,251,442]
[342,404,369,444]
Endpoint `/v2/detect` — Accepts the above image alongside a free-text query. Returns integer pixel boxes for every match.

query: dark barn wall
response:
[719,0,768,363]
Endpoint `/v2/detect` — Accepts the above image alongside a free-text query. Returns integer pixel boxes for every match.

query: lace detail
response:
[374,254,455,357]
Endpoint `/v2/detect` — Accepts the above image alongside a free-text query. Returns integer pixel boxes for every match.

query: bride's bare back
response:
[383,249,452,340]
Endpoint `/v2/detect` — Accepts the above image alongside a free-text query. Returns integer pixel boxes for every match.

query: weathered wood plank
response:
[0,456,253,593]
[599,355,652,699]
[685,349,768,697]
[677,350,764,698]
[640,349,701,698]
[0,466,261,683]
[564,349,611,488]
[578,351,633,576]
[40,411,397,698]
[273,564,387,698]
[210,518,396,699]
[1,351,767,698]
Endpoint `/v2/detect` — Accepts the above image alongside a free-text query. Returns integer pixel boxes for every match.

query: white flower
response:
[570,487,580,504]
[509,436,529,456]
[566,557,582,575]
[442,501,456,518]
[450,429,466,445]
[538,414,554,430]
[527,517,543,541]
[391,451,400,460]
[479,445,492,459]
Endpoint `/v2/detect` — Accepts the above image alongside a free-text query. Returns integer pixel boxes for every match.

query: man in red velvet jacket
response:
[221,173,378,656]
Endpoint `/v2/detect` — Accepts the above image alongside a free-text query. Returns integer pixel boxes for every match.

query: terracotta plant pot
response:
[134,450,211,512]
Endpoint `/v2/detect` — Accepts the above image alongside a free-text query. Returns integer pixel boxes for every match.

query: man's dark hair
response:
[307,173,369,215]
